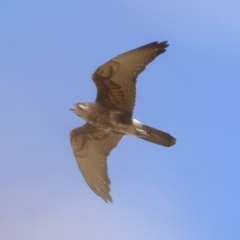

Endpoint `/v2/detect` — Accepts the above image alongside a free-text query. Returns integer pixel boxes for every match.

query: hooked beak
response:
[70,106,76,111]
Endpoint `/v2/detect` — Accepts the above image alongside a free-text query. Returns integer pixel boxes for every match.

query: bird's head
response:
[70,102,90,120]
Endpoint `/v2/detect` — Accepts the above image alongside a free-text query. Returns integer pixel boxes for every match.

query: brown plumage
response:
[70,41,176,203]
[92,41,169,115]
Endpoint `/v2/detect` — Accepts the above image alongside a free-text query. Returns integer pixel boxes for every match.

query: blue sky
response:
[1,1,240,239]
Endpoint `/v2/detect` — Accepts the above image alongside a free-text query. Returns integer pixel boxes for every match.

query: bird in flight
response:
[70,41,176,203]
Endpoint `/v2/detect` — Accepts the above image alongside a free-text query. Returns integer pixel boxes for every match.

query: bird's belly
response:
[87,115,130,133]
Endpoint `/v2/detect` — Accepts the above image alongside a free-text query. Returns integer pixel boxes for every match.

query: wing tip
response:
[156,41,169,54]
[158,40,169,47]
[145,40,169,48]
[101,194,113,203]
[90,184,113,203]
[139,40,169,56]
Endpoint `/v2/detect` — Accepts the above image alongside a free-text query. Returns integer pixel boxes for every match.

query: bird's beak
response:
[70,106,76,111]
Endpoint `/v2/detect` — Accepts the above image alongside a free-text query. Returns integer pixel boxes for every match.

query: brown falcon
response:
[70,41,176,203]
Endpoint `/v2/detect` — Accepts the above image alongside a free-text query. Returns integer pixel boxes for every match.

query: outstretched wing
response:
[92,41,169,115]
[70,123,124,203]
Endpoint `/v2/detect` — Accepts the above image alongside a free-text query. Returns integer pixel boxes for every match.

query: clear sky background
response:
[1,1,240,240]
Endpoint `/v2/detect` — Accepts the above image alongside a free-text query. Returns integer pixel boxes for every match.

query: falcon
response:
[70,41,176,203]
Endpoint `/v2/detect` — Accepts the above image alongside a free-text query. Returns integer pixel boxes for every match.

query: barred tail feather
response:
[132,119,176,147]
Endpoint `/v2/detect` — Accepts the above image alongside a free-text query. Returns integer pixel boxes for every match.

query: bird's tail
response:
[132,119,176,147]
